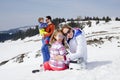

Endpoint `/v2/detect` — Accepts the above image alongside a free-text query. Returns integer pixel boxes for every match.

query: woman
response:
[61,24,87,69]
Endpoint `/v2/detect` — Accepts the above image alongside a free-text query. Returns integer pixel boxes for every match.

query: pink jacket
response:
[49,41,67,69]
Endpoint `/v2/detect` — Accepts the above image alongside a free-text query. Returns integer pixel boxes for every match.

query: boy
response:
[38,17,48,36]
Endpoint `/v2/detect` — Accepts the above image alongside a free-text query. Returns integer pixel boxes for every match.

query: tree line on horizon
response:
[0,26,39,42]
[0,16,120,42]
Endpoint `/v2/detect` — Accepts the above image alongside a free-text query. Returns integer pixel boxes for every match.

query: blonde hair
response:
[61,24,72,33]
[38,17,44,22]
[50,29,65,45]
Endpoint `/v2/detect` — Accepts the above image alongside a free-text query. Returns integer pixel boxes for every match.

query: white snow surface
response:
[0,21,120,80]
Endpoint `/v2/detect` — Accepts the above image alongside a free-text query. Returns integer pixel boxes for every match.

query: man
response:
[61,24,87,69]
[41,16,55,63]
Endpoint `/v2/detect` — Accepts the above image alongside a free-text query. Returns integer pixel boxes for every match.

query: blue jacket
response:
[39,22,48,29]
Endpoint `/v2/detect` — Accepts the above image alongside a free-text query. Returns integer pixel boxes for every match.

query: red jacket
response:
[44,23,55,38]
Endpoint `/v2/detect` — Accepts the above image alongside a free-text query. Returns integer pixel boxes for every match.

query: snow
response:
[0,35,42,61]
[0,21,120,80]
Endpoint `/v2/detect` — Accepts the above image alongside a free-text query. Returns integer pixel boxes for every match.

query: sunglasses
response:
[64,29,71,36]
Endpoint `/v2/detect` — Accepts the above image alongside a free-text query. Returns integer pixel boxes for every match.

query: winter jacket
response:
[44,23,55,38]
[39,22,48,36]
[49,41,68,69]
[67,28,87,62]
[39,22,47,29]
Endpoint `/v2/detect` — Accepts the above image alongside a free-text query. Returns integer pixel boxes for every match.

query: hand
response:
[43,34,47,39]
[54,55,64,61]
[42,34,46,39]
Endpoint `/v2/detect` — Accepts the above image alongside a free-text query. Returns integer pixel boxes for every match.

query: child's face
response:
[54,32,64,42]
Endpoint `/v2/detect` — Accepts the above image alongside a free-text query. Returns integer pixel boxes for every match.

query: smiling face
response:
[62,28,73,39]
[54,32,64,42]
[45,18,50,23]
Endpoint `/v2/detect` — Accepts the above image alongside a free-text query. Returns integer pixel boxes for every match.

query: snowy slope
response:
[0,21,120,80]
[0,35,42,61]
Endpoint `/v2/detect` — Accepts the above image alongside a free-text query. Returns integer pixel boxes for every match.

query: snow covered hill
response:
[0,21,120,80]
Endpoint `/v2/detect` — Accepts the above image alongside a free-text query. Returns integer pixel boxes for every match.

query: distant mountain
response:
[0,25,36,34]
[0,25,38,42]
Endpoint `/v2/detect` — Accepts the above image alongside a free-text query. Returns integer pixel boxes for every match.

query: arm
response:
[55,44,66,61]
[44,24,55,37]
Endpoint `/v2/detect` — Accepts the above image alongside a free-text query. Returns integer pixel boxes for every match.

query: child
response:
[43,30,69,71]
[38,17,50,63]
[38,17,48,36]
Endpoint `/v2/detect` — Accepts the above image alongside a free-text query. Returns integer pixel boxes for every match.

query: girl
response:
[43,30,68,71]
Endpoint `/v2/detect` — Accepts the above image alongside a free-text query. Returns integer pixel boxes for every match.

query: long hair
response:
[50,29,65,46]
[61,24,72,35]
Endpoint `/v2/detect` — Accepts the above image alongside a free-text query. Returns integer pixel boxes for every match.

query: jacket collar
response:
[67,28,82,43]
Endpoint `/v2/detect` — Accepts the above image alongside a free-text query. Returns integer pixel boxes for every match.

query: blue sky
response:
[0,0,120,31]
